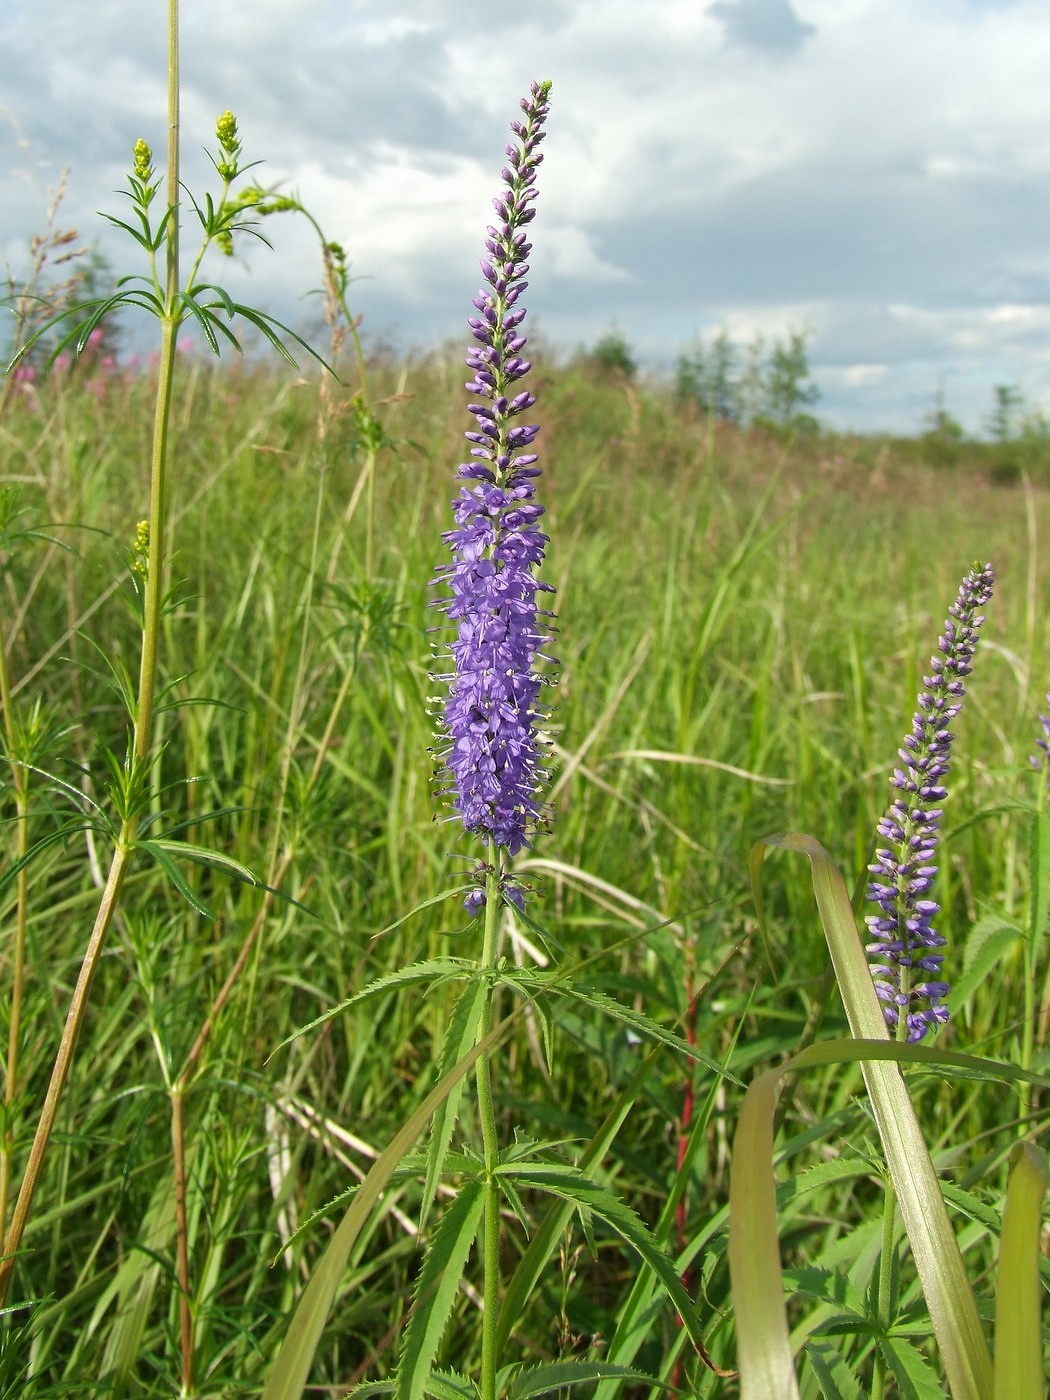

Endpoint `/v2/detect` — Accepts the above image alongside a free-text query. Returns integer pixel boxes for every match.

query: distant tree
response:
[675,328,739,420]
[923,384,965,443]
[760,329,820,428]
[735,334,766,426]
[588,327,636,381]
[985,383,1025,443]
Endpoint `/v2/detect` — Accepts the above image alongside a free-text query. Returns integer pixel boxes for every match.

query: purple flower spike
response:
[1032,696,1050,777]
[865,563,994,1041]
[432,82,555,901]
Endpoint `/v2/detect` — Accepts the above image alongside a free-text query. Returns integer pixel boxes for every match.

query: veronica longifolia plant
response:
[866,562,995,1040]
[432,80,555,914]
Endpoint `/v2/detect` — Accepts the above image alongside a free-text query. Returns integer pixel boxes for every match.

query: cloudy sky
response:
[3,0,1049,433]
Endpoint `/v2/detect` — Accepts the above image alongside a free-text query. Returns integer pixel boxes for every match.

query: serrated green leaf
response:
[545,983,739,1085]
[422,978,487,1223]
[992,1141,1048,1400]
[782,1265,866,1319]
[271,958,475,1056]
[803,1340,861,1400]
[954,920,1022,1010]
[396,1182,484,1400]
[424,1373,478,1400]
[506,1360,668,1399]
[876,1333,945,1400]
[497,1164,720,1368]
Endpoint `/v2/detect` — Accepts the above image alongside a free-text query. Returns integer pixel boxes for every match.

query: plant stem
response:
[477,848,502,1400]
[0,0,182,1307]
[0,618,29,1240]
[0,842,132,1302]
[171,1083,194,1395]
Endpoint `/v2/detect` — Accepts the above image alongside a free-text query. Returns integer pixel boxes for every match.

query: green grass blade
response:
[992,1141,1048,1400]
[729,1061,798,1400]
[397,1180,484,1400]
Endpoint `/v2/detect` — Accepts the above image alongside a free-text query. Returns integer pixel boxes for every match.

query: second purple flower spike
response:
[432,82,555,891]
[866,562,994,1041]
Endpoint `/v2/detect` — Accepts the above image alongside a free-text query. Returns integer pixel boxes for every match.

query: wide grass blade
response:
[992,1141,1047,1399]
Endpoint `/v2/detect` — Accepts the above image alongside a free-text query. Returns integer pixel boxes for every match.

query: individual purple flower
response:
[865,563,994,1041]
[431,82,555,901]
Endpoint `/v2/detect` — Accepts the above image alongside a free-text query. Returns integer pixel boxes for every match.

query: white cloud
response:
[4,0,1050,428]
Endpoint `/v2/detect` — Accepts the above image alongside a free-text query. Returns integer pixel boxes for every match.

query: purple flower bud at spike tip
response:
[865,563,994,1041]
[431,81,555,910]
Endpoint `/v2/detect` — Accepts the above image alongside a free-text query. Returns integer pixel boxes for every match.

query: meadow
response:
[1,336,1048,1395]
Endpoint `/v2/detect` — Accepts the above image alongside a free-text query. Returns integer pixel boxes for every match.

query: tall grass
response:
[1,335,1047,1393]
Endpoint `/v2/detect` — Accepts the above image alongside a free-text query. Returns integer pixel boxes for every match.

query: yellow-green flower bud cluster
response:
[132,520,150,580]
[133,139,153,183]
[215,110,241,182]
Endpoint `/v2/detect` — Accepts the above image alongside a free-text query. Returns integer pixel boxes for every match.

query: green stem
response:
[0,0,182,1307]
[0,606,29,1240]
[477,847,502,1400]
[0,843,132,1303]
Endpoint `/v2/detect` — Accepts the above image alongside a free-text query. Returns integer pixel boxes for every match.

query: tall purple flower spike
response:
[865,563,994,1041]
[1033,696,1050,775]
[432,82,555,896]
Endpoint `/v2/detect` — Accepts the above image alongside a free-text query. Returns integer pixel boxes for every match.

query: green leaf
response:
[396,1182,484,1400]
[137,838,215,918]
[271,958,475,1056]
[424,1374,478,1400]
[992,1141,1048,1400]
[261,1014,515,1400]
[422,977,488,1224]
[954,917,1022,1011]
[876,1333,945,1400]
[525,977,738,1085]
[496,1163,724,1372]
[149,837,261,889]
[506,1361,668,1399]
[782,1266,866,1319]
[1029,810,1050,947]
[803,1340,862,1400]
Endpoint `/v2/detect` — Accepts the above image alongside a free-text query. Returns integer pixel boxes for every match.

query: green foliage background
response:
[1,355,1047,1393]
